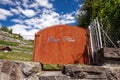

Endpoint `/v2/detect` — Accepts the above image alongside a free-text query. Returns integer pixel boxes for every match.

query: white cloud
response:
[0,0,14,5]
[79,4,83,8]
[36,0,53,8]
[0,8,13,16]
[22,35,34,40]
[21,9,36,17]
[9,24,29,34]
[22,29,39,40]
[10,8,76,28]
[22,0,29,8]
[30,0,53,9]
[77,10,87,16]
[10,7,36,17]
[2,0,77,40]
[10,8,20,14]
[0,8,13,20]
[76,4,84,16]
[0,0,53,9]
[9,24,38,40]
[0,14,6,20]
[9,8,76,40]
[11,19,23,24]
[23,9,75,30]
[74,0,79,2]
[1,0,53,17]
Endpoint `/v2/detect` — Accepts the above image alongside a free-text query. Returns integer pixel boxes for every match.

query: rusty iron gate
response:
[32,25,89,64]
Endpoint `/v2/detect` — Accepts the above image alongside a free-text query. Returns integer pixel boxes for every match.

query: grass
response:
[0,51,32,61]
[42,64,63,70]
[19,46,33,51]
[0,30,33,61]
[13,47,33,52]
[0,40,33,61]
[0,40,18,46]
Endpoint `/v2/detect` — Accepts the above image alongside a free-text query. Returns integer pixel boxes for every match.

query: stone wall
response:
[104,47,120,65]
[63,64,120,80]
[0,60,41,80]
[0,60,120,80]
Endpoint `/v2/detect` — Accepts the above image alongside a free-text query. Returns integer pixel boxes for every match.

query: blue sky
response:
[0,0,83,40]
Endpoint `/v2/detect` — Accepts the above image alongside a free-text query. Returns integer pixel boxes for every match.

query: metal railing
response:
[87,18,103,64]
[87,17,119,64]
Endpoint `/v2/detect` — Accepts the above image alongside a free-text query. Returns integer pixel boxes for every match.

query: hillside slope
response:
[0,30,33,61]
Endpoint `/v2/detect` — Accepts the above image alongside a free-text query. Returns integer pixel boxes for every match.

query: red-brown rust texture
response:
[33,25,88,64]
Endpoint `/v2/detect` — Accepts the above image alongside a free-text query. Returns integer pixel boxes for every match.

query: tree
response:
[0,26,13,34]
[0,26,9,32]
[77,0,92,28]
[77,0,120,31]
[9,29,13,34]
[77,0,120,46]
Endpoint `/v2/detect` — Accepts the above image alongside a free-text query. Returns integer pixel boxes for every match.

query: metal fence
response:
[101,28,120,48]
[87,18,103,64]
[87,17,120,64]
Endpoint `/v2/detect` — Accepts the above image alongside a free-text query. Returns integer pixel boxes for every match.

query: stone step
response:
[62,64,107,79]
[104,47,120,59]
[103,47,120,65]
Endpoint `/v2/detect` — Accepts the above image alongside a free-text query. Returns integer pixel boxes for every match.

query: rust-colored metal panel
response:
[33,25,88,64]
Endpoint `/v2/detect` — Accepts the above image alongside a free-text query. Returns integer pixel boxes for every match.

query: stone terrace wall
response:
[0,60,120,80]
[0,60,41,80]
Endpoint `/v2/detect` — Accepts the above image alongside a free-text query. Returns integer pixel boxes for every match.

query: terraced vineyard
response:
[0,30,33,61]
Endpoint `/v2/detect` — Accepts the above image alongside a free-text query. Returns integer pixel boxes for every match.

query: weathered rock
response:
[0,72,10,80]
[10,63,24,80]
[25,74,39,80]
[105,68,118,80]
[22,62,41,77]
[104,47,120,59]
[0,60,120,80]
[0,61,11,80]
[39,76,69,80]
[1,61,14,74]
[39,71,69,80]
[0,61,3,72]
[104,47,120,65]
[0,60,41,80]
[105,67,120,80]
[62,65,107,79]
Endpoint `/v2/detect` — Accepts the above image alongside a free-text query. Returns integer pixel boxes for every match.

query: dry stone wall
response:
[0,60,41,80]
[0,60,120,80]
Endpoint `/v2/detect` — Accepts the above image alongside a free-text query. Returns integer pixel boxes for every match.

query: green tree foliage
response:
[18,33,23,39]
[77,0,93,28]
[77,0,120,46]
[0,26,13,34]
[0,26,9,32]
[9,29,13,34]
[77,0,120,31]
